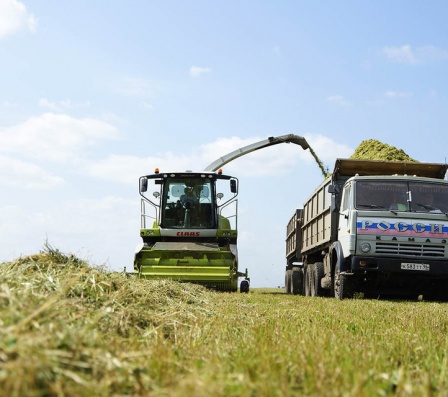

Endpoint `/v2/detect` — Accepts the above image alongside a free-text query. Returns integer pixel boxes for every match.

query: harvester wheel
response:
[240,280,250,293]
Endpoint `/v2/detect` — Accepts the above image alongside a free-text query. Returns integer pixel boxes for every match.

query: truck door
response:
[338,183,352,256]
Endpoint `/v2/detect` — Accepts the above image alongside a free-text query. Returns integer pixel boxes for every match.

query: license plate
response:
[401,263,430,271]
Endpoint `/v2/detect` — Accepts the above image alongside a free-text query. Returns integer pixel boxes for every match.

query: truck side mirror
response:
[331,195,339,212]
[328,184,335,194]
[140,177,148,193]
[230,179,237,193]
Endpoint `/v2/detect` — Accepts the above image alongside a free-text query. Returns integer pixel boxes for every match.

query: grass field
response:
[1,245,448,396]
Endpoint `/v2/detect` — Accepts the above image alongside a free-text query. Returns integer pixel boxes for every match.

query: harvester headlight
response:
[360,242,371,253]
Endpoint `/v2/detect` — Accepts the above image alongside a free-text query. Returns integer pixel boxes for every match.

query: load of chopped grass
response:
[350,139,417,162]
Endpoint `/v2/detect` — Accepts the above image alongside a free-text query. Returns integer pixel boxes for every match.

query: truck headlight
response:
[360,242,371,253]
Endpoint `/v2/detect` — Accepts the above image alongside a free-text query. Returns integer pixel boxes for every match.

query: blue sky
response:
[1,0,448,287]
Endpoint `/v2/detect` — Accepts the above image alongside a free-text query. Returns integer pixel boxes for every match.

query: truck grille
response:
[376,242,445,258]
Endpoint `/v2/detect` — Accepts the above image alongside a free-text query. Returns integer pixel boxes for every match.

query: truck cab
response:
[332,161,448,299]
[288,158,448,300]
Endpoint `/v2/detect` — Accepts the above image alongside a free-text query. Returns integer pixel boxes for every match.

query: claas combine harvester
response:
[133,134,309,292]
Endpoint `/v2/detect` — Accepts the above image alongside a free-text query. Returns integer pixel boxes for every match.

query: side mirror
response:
[140,177,148,193]
[328,184,335,194]
[230,179,237,193]
[331,195,339,213]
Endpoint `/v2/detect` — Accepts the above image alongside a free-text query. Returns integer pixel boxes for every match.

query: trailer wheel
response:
[304,264,314,296]
[292,267,304,295]
[333,271,354,300]
[285,269,292,294]
[313,262,325,297]
[240,280,250,293]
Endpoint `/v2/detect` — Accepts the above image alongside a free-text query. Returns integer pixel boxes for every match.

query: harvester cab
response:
[134,168,250,292]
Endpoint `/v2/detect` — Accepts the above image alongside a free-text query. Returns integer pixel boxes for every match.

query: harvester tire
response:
[240,280,250,293]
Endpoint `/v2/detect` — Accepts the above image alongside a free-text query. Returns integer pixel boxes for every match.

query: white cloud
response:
[0,112,119,162]
[273,46,282,55]
[190,66,211,77]
[88,155,152,184]
[38,98,91,110]
[113,77,156,96]
[38,98,59,110]
[327,95,352,107]
[87,134,353,183]
[0,154,64,188]
[382,45,417,64]
[87,152,197,184]
[304,133,353,164]
[1,100,18,108]
[416,45,448,61]
[52,196,137,236]
[384,90,412,99]
[0,0,37,39]
[367,90,413,106]
[381,44,448,64]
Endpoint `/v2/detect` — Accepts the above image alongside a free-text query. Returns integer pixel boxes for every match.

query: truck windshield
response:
[162,177,216,228]
[355,180,448,213]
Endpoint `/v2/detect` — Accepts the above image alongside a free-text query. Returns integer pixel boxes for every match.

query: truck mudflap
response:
[134,241,240,291]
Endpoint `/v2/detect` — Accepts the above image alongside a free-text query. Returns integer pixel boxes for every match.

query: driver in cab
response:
[180,185,198,208]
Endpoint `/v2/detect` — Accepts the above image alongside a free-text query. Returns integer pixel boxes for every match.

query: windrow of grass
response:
[1,246,448,397]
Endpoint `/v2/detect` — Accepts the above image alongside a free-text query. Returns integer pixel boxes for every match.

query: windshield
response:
[162,177,216,228]
[355,180,448,213]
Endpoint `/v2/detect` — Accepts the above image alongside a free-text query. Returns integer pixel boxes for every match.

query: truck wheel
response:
[304,264,314,296]
[292,268,304,295]
[240,280,250,293]
[333,271,354,300]
[313,262,325,297]
[285,269,293,294]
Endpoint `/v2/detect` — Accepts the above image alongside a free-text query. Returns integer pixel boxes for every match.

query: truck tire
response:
[424,280,448,302]
[304,264,314,296]
[285,269,292,294]
[333,271,354,300]
[292,267,304,295]
[313,262,325,297]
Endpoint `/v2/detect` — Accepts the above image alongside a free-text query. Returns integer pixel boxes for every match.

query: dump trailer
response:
[285,158,448,300]
[134,134,310,292]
